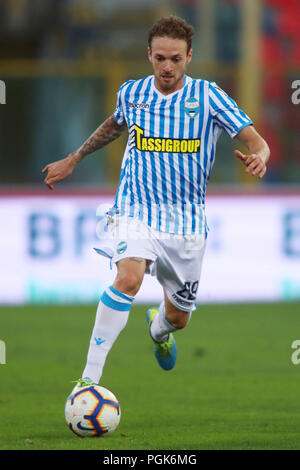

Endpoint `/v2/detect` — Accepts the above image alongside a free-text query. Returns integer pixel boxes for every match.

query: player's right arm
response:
[42,115,126,190]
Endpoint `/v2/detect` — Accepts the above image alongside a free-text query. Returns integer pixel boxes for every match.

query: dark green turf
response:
[0,302,300,450]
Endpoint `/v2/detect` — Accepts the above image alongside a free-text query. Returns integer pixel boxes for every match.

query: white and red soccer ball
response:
[65,385,121,437]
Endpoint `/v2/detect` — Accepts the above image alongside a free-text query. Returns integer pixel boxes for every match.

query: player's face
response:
[148,36,192,94]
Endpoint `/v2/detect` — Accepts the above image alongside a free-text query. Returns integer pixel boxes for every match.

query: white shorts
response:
[95,215,207,313]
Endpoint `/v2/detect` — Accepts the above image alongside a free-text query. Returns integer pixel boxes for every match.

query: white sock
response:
[150,301,193,343]
[82,286,134,384]
[150,301,177,343]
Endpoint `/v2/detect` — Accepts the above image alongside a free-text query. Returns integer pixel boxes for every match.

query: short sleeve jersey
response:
[112,75,252,234]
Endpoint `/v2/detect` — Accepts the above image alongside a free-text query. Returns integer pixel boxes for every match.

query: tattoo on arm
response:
[75,116,127,161]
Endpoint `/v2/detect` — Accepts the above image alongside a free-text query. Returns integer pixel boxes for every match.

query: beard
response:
[157,73,181,92]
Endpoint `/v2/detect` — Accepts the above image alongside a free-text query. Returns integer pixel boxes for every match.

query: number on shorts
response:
[176,281,199,300]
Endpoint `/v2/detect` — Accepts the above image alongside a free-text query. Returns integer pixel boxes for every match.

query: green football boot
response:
[71,377,95,395]
[146,307,177,371]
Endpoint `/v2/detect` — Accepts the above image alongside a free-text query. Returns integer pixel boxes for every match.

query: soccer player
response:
[42,16,270,388]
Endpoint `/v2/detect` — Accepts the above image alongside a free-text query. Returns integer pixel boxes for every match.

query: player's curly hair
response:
[148,16,194,53]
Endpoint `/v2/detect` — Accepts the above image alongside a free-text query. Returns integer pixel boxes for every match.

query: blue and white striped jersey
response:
[112,75,252,235]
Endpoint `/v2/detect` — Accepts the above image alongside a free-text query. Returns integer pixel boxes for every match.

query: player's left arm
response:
[234,125,270,179]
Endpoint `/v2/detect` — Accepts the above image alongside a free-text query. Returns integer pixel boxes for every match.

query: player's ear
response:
[147,46,152,63]
[187,48,193,64]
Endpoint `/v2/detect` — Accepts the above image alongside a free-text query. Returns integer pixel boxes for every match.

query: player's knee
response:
[114,271,143,297]
[167,312,190,330]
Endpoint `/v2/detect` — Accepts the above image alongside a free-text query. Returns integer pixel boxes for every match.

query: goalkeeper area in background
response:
[0,302,300,450]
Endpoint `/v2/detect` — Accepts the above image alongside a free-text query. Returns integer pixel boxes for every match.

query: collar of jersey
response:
[152,75,191,100]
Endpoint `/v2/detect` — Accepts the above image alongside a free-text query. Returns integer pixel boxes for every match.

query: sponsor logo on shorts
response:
[117,241,127,254]
[171,293,192,308]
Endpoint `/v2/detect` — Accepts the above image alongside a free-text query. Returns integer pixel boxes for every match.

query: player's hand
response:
[234,150,267,179]
[42,154,77,190]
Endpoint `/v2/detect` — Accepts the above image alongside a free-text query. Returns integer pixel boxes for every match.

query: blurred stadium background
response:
[0,0,299,305]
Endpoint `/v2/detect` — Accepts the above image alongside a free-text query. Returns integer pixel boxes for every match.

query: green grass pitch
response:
[0,302,300,450]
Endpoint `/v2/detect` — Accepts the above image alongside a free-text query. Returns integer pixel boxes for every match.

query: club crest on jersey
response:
[184,97,200,118]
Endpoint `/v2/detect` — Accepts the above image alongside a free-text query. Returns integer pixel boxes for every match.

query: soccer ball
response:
[65,385,121,437]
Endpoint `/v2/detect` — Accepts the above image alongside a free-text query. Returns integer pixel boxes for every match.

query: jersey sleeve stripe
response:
[209,85,253,137]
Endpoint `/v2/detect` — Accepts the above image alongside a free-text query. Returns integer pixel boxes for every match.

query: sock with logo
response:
[82,286,134,384]
[150,301,192,343]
